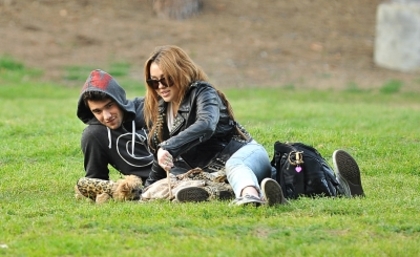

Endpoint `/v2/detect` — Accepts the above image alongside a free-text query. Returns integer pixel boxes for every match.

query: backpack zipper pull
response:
[295,151,304,172]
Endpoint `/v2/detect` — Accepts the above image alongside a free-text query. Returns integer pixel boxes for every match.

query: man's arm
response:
[81,125,110,180]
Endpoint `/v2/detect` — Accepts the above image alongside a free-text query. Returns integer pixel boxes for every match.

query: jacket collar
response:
[157,81,203,114]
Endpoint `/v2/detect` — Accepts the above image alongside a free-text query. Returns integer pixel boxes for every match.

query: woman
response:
[142,45,287,206]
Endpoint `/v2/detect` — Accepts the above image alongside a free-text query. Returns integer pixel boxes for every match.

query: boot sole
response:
[176,187,209,202]
[261,178,288,206]
[333,150,365,197]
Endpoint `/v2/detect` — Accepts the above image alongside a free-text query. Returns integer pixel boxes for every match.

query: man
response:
[76,69,153,182]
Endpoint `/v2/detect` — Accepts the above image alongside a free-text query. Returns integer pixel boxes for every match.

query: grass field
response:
[1,58,420,257]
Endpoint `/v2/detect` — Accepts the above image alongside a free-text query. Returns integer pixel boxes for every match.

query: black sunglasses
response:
[146,77,173,90]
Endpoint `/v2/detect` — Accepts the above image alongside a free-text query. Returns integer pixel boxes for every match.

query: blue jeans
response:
[225,140,272,198]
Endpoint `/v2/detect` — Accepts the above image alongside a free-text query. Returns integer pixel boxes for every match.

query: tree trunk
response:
[152,0,203,20]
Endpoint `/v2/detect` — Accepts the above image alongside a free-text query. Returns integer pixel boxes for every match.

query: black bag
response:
[270,141,343,199]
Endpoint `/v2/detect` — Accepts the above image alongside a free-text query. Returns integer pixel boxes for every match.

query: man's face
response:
[87,99,124,130]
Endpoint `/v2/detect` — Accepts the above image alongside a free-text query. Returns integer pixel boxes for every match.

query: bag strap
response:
[289,142,320,155]
[273,141,296,154]
[272,141,293,167]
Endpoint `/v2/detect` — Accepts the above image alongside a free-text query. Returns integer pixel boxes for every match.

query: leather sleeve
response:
[144,160,167,187]
[158,86,220,158]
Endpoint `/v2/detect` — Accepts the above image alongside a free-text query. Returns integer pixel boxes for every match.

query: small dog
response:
[74,175,143,204]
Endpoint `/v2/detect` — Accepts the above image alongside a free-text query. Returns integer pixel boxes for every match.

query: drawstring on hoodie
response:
[107,127,112,148]
[107,120,137,157]
[131,120,136,156]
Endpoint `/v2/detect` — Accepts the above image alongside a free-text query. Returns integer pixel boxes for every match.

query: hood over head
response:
[77,69,136,124]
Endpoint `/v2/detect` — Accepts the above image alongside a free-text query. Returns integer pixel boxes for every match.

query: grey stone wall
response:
[374,1,420,72]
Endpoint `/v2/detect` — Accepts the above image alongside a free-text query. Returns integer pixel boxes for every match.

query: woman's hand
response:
[157,148,174,171]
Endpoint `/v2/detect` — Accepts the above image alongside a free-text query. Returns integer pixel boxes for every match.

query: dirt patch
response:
[0,0,419,90]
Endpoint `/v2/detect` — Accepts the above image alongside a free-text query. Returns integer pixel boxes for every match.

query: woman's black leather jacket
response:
[144,81,251,186]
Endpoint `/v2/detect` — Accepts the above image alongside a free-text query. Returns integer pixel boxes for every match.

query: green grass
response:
[63,62,131,82]
[1,60,420,256]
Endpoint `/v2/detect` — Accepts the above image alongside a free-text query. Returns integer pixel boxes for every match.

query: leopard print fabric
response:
[201,183,233,201]
[176,167,228,182]
[140,168,233,201]
[76,177,115,200]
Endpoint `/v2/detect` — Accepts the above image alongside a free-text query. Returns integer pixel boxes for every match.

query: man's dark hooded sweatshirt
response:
[77,69,153,182]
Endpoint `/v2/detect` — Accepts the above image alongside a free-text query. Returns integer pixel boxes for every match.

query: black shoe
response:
[261,178,288,206]
[176,187,209,202]
[333,150,365,197]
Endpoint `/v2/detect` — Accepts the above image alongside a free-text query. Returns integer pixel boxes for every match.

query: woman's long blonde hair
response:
[143,45,239,147]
